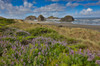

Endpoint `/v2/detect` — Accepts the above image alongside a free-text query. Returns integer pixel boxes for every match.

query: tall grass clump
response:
[0,18,15,26]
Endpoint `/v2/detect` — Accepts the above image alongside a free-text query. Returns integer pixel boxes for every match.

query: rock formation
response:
[38,15,45,21]
[25,16,36,21]
[0,16,5,19]
[60,15,74,22]
[48,16,58,19]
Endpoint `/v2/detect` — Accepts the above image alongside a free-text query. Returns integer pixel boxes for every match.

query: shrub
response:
[1,37,16,43]
[0,46,3,56]
[0,19,15,25]
[43,32,65,41]
[21,40,29,45]
[16,31,30,37]
[29,27,57,36]
[67,38,78,44]
[0,26,9,32]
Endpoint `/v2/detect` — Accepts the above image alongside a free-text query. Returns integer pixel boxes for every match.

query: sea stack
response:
[38,15,45,21]
[0,16,5,19]
[60,15,74,22]
[48,16,58,19]
[25,16,36,21]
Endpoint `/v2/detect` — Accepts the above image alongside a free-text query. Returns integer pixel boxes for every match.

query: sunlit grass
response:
[8,22,100,50]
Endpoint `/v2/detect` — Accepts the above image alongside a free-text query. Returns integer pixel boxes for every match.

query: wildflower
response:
[12,46,16,50]
[70,50,74,55]
[79,49,83,55]
[21,59,23,62]
[97,53,100,57]
[23,62,26,66]
[11,62,14,65]
[38,52,41,55]
[18,52,21,56]
[66,54,67,56]
[56,64,58,66]
[87,54,95,61]
[95,60,100,65]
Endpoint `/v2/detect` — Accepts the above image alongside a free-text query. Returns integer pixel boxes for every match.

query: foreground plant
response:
[0,36,100,66]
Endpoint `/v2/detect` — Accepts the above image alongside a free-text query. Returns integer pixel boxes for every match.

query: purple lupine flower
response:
[18,52,21,56]
[66,54,67,56]
[56,64,58,66]
[12,54,14,57]
[83,50,86,56]
[42,50,44,54]
[23,62,26,66]
[12,46,16,50]
[79,49,83,55]
[11,62,14,65]
[95,60,100,65]
[70,50,74,55]
[87,54,95,61]
[21,59,23,62]
[97,53,100,57]
[38,52,41,55]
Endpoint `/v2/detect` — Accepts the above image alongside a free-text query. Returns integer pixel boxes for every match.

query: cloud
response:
[83,1,100,6]
[0,0,35,19]
[48,0,99,2]
[33,3,66,17]
[66,2,79,7]
[51,0,59,2]
[74,8,100,17]
[80,8,93,15]
[33,3,65,12]
[65,1,100,8]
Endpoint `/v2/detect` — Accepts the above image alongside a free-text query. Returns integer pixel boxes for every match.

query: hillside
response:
[0,19,100,66]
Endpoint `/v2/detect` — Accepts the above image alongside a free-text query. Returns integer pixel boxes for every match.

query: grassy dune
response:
[9,22,100,50]
[0,20,100,66]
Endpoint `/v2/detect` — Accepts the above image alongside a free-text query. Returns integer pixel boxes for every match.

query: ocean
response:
[72,18,100,25]
[46,18,100,25]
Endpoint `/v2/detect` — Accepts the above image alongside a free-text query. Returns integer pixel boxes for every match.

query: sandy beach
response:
[24,20,100,32]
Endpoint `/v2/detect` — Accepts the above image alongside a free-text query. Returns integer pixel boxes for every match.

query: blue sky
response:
[0,0,100,19]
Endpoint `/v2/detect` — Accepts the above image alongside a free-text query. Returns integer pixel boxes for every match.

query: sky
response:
[0,0,100,19]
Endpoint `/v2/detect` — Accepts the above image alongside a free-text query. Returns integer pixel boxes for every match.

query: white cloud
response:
[51,0,59,1]
[34,3,65,12]
[49,0,99,2]
[66,2,79,7]
[32,3,66,17]
[74,8,100,17]
[0,0,35,19]
[80,8,93,15]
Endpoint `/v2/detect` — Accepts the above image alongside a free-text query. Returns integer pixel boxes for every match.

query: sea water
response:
[72,18,100,25]
[46,18,100,25]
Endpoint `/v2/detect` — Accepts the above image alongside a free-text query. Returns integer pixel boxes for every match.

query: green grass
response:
[0,20,100,66]
[0,18,15,26]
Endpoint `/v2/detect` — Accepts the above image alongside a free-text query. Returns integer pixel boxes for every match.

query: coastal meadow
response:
[0,20,100,66]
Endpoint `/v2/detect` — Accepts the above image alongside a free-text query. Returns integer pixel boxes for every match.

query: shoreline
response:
[24,20,100,32]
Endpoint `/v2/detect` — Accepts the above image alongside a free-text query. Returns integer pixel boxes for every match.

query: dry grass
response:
[8,22,100,50]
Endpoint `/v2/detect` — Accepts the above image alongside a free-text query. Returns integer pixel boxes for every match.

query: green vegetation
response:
[0,19,100,66]
[0,18,15,26]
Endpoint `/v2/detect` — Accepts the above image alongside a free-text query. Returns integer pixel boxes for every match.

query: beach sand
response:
[24,20,100,32]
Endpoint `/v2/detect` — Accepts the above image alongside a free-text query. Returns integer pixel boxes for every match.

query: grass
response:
[0,20,100,65]
[0,18,15,26]
[9,22,100,50]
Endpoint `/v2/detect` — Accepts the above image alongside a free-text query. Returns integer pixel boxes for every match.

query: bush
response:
[0,46,3,56]
[21,40,30,45]
[0,26,9,32]
[16,31,30,37]
[29,27,57,36]
[67,38,78,44]
[1,37,16,43]
[0,19,15,25]
[43,32,65,41]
